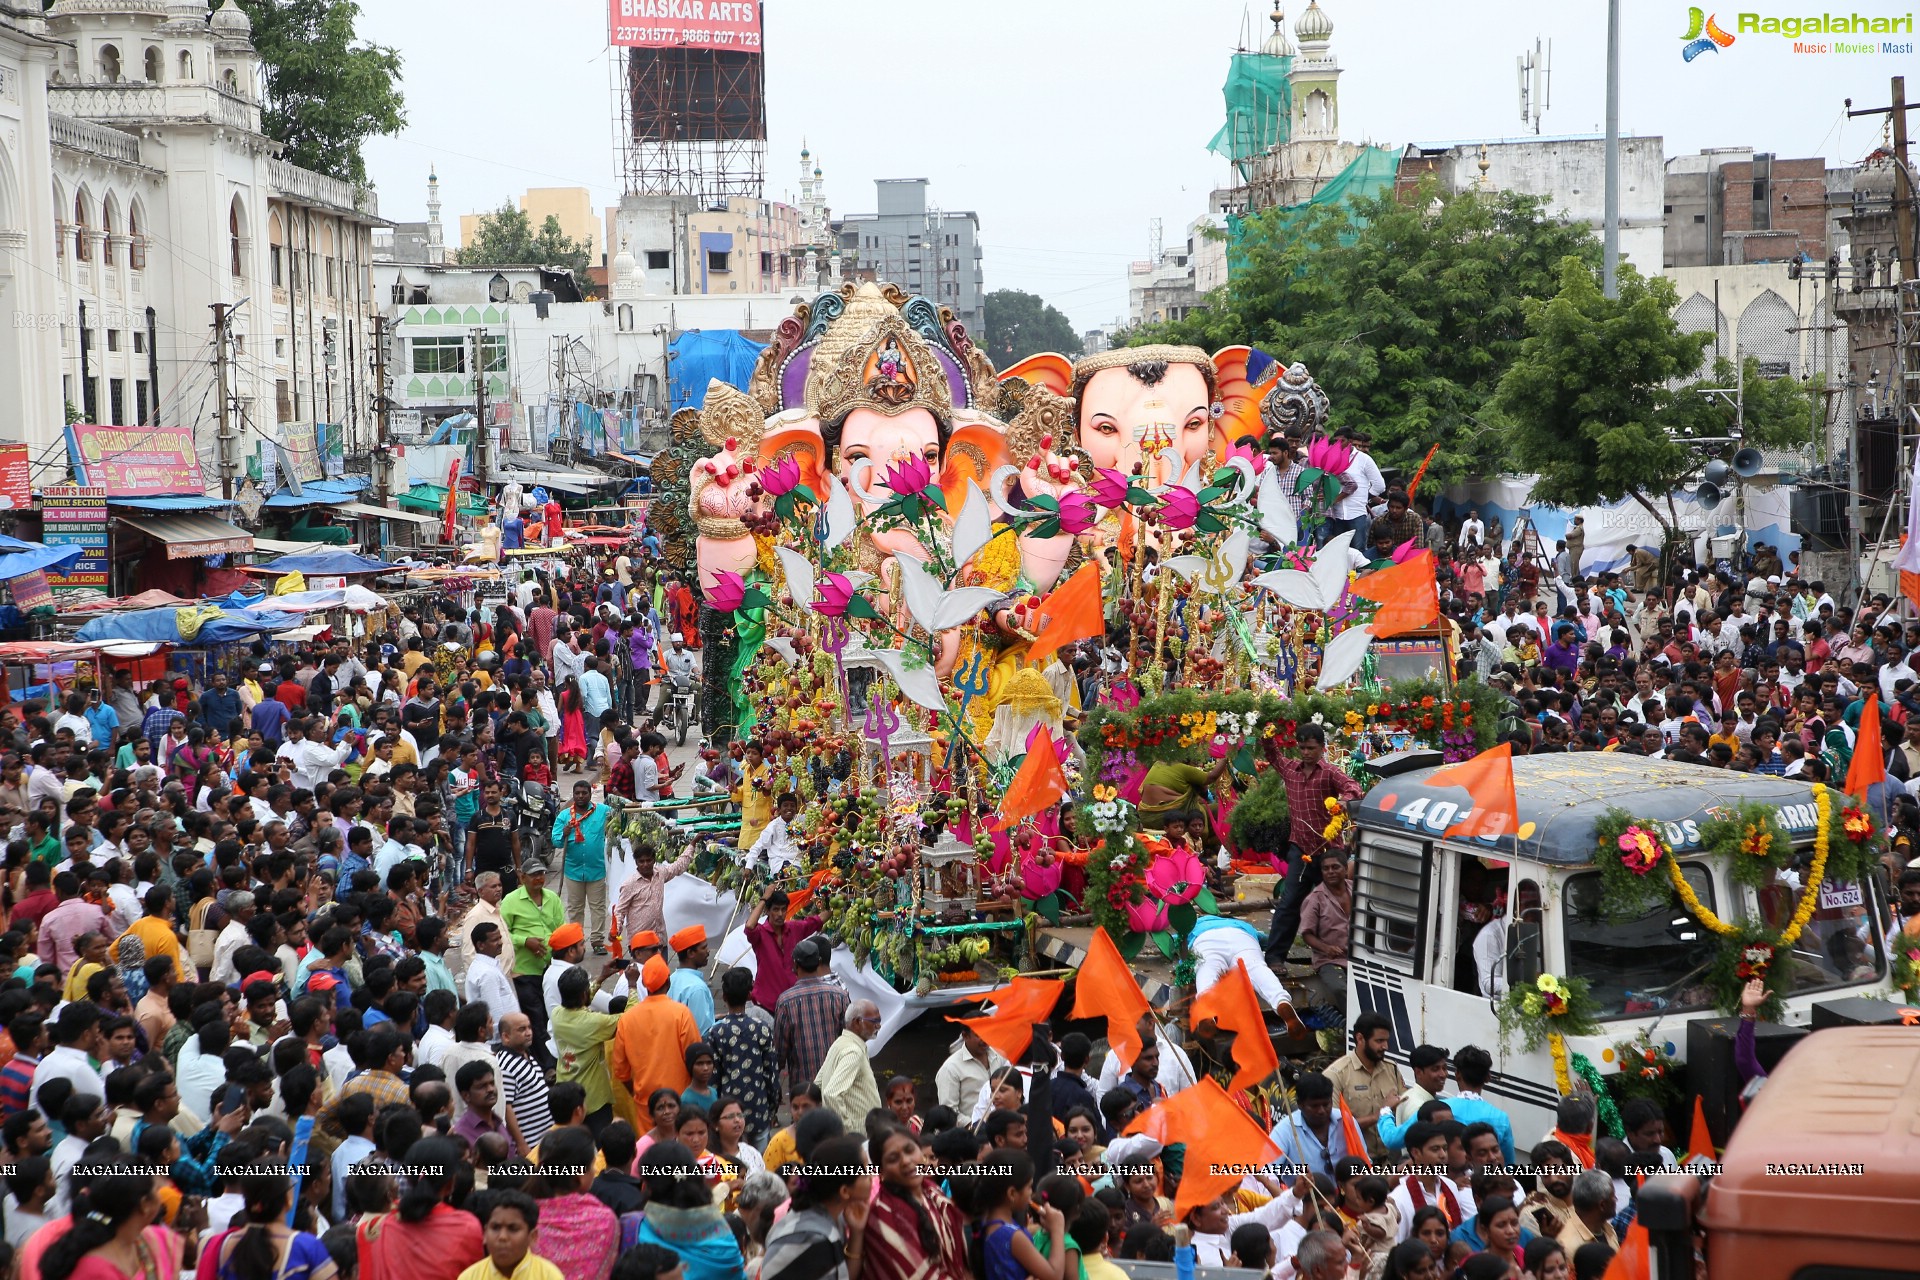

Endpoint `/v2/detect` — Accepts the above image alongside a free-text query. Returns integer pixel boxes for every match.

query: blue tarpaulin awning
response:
[0,542,85,579]
[105,495,235,511]
[74,608,309,645]
[668,330,766,412]
[263,479,370,509]
[250,550,393,576]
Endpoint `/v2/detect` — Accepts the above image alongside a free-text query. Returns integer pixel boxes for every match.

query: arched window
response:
[100,199,117,268]
[98,44,121,82]
[268,210,284,288]
[229,197,244,276]
[73,193,91,261]
[222,68,237,92]
[144,46,162,82]
[178,50,194,81]
[129,204,146,271]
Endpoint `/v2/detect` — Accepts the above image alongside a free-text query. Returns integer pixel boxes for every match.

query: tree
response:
[238,0,405,186]
[1496,257,1819,550]
[1130,184,1602,486]
[457,204,594,277]
[983,289,1083,366]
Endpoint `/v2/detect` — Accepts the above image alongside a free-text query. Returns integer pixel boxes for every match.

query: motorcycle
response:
[665,670,696,746]
[513,777,554,869]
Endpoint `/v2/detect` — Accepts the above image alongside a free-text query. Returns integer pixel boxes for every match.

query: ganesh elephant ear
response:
[1210,344,1283,460]
[895,552,1000,633]
[1316,624,1375,690]
[773,546,816,609]
[998,352,1075,396]
[870,648,949,714]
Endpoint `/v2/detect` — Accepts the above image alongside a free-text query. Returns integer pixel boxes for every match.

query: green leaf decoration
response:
[1195,886,1220,916]
[793,484,819,507]
[1026,494,1061,514]
[1126,486,1157,506]
[1034,892,1063,925]
[1151,929,1176,960]
[1297,467,1324,493]
[846,595,884,622]
[1169,903,1197,937]
[1119,930,1146,961]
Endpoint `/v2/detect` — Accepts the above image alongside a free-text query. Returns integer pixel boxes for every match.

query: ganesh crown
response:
[747,281,999,423]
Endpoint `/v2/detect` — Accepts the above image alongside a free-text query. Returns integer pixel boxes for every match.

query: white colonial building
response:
[0,0,384,486]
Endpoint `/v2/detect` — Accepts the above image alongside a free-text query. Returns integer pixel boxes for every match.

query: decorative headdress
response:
[746,281,983,423]
[1067,344,1218,407]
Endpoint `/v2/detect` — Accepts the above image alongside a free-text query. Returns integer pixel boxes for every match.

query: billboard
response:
[0,445,28,510]
[41,485,109,596]
[65,424,205,497]
[610,0,761,50]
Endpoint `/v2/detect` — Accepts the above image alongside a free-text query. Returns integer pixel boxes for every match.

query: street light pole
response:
[1602,0,1621,298]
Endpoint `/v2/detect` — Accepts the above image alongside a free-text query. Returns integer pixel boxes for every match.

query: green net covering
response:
[1225,144,1402,268]
[1208,52,1292,174]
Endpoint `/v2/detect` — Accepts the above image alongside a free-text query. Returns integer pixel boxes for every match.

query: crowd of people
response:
[0,491,1912,1280]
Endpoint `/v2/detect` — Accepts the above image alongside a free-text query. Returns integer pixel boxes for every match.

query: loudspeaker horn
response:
[1702,459,1731,488]
[1732,447,1765,478]
[1694,480,1724,507]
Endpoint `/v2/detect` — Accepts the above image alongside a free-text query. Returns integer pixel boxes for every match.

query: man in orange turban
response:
[667,924,714,1032]
[609,953,700,1111]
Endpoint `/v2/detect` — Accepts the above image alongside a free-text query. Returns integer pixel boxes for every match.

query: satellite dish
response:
[1732,447,1765,478]
[1694,481,1724,507]
[1702,459,1731,488]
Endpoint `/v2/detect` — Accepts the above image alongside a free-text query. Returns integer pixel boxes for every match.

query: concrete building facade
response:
[461,184,600,264]
[836,177,984,335]
[1664,147,1832,268]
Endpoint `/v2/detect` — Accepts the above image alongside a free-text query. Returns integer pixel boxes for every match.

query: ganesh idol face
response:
[836,406,943,558]
[1076,360,1214,484]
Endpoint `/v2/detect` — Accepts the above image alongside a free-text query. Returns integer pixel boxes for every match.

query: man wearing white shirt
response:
[463,923,518,1024]
[207,891,257,987]
[745,792,801,872]
[29,1004,107,1113]
[1459,513,1485,549]
[1093,1015,1198,1102]
[417,990,457,1068]
[53,697,92,747]
[1333,432,1384,548]
[275,719,349,793]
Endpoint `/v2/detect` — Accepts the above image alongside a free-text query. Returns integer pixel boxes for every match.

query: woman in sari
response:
[529,1125,621,1280]
[37,1156,189,1280]
[633,1140,748,1280]
[866,1124,968,1280]
[114,935,149,1007]
[204,1159,337,1280]
[355,1136,484,1280]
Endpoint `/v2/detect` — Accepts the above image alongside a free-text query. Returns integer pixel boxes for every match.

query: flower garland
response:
[1893,938,1920,1003]
[1590,810,1678,921]
[1496,972,1604,1053]
[1605,1034,1683,1109]
[1697,801,1794,892]
[1568,1051,1627,1138]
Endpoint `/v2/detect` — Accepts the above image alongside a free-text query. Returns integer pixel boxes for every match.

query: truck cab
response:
[1346,753,1895,1147]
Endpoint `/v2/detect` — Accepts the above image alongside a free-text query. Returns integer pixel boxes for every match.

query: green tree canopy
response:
[237,0,405,186]
[983,289,1083,367]
[457,204,594,278]
[1129,184,1601,487]
[1495,257,1819,544]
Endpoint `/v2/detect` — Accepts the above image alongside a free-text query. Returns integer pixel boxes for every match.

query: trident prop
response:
[863,695,900,781]
[823,617,852,727]
[946,648,992,768]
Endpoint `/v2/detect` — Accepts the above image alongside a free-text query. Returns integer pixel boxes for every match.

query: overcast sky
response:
[358,0,1907,330]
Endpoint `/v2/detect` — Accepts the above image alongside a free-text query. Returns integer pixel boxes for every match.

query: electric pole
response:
[1847,75,1917,284]
[373,314,390,508]
[212,302,235,500]
[1602,0,1621,297]
[473,326,491,483]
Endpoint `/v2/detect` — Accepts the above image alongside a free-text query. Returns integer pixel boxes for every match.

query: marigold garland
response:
[1549,1031,1573,1095]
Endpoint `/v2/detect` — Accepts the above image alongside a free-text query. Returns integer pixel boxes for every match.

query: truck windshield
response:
[1564,863,1721,1019]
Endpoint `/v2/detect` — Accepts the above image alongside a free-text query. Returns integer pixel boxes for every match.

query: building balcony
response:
[268,158,381,222]
[48,112,144,166]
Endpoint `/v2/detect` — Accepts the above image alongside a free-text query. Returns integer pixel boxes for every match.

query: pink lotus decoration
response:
[1109,680,1142,711]
[814,573,857,617]
[1157,487,1200,530]
[1390,537,1419,564]
[759,455,802,498]
[1306,435,1353,477]
[1018,846,1063,900]
[1089,468,1131,508]
[1224,440,1266,474]
[883,454,934,498]
[1058,493,1097,536]
[705,570,747,612]
[1147,850,1206,907]
[1126,895,1169,933]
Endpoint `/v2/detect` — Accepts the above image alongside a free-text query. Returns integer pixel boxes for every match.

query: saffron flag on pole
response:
[1189,960,1279,1093]
[1683,1094,1716,1167]
[1349,552,1439,638]
[1124,1078,1282,1216]
[1071,926,1153,1069]
[1339,1102,1372,1167]
[1406,442,1442,501]
[1422,742,1519,840]
[441,456,461,545]
[1845,699,1887,801]
[1600,1221,1651,1280]
[994,728,1067,830]
[945,977,1065,1064]
[1027,561,1105,667]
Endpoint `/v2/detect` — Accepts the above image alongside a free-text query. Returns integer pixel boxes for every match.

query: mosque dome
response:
[210,0,250,35]
[1261,8,1293,56]
[1295,0,1332,43]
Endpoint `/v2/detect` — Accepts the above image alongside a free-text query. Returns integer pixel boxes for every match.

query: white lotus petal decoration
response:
[870,648,948,713]
[951,480,992,571]
[773,546,816,609]
[1316,624,1375,690]
[823,473,856,550]
[1256,465,1299,548]
[764,637,801,666]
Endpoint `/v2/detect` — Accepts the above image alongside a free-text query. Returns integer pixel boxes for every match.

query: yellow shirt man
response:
[457,1253,565,1280]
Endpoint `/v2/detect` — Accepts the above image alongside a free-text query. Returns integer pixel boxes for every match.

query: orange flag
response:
[1125,1078,1282,1216]
[944,977,1065,1064]
[1190,960,1279,1093]
[1071,927,1153,1069]
[1845,700,1887,800]
[1683,1094,1715,1167]
[1423,741,1519,840]
[1349,551,1439,638]
[1406,442,1442,501]
[1028,561,1105,667]
[995,728,1067,830]
[1339,1103,1372,1167]
[1903,569,1920,614]
[1601,1221,1651,1280]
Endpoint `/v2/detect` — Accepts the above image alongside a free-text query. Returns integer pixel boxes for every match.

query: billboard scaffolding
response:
[611,2,766,202]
